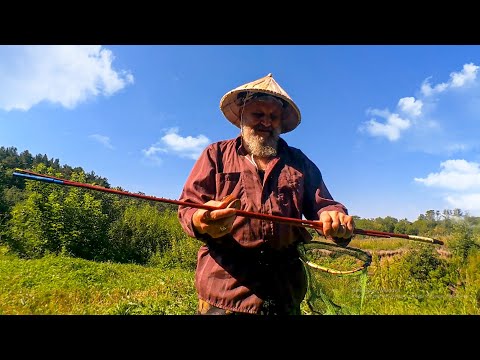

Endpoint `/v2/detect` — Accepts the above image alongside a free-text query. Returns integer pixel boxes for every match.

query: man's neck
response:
[249,153,272,171]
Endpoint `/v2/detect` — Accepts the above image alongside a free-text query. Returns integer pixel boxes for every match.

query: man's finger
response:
[202,210,211,221]
[322,219,332,237]
[226,198,241,210]
[209,208,237,221]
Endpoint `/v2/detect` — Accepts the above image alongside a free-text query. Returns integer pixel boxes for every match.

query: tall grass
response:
[1,230,479,315]
[0,246,197,315]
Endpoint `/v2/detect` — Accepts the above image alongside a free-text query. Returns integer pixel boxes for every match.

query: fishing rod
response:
[12,168,444,245]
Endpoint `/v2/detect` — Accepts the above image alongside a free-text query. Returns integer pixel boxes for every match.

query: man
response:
[178,73,354,315]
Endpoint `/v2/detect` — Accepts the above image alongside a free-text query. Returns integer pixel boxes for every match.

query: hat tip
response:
[267,73,272,77]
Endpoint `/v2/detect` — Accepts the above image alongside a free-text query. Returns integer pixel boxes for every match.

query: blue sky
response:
[1,45,480,221]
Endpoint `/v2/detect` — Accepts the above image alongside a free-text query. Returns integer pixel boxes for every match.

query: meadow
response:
[2,230,478,315]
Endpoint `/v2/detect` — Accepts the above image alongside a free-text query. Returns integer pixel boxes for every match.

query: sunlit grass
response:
[351,236,420,250]
[0,247,196,315]
[2,232,479,316]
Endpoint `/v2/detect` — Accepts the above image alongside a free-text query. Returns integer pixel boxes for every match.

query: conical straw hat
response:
[219,73,301,134]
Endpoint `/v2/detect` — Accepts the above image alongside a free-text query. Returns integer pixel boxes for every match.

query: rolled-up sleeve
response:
[301,152,348,220]
[178,145,217,238]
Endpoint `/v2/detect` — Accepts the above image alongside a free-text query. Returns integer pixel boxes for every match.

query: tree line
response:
[1,146,478,265]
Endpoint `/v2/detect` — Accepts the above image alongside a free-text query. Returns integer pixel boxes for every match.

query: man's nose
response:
[261,116,273,126]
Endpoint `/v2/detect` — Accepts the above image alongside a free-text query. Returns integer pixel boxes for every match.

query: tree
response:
[377,216,398,233]
[453,208,464,218]
[425,210,436,222]
[7,165,111,260]
[394,218,411,234]
[108,203,176,264]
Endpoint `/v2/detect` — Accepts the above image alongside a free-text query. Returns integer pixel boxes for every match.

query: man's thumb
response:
[221,194,241,210]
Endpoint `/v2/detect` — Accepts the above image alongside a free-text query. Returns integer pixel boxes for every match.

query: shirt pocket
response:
[215,172,242,201]
[277,171,304,212]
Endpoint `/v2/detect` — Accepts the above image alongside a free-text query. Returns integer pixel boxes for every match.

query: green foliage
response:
[449,222,478,262]
[2,238,478,315]
[0,249,196,314]
[354,218,383,233]
[3,161,198,267]
[2,145,480,315]
[146,219,200,271]
[403,245,446,283]
[359,241,480,315]
[7,165,111,260]
[107,203,165,263]
[108,205,199,266]
[393,218,409,234]
[8,192,46,257]
[377,216,398,233]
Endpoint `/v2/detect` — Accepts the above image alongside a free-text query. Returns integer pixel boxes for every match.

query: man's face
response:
[241,96,283,157]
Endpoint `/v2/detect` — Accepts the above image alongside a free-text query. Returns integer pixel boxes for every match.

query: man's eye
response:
[253,112,263,117]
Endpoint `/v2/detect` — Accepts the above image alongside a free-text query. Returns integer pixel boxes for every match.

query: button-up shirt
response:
[178,135,348,314]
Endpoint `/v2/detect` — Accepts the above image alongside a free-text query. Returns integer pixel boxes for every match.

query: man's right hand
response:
[192,195,240,238]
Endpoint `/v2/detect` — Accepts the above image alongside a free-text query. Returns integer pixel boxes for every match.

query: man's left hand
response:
[318,211,355,245]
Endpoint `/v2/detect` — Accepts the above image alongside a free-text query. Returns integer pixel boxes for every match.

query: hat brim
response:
[220,89,301,134]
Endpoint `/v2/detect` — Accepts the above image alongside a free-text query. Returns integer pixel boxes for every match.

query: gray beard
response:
[242,125,281,157]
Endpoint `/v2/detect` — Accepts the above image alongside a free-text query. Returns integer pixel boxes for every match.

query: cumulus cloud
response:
[142,127,210,164]
[0,45,134,111]
[397,97,423,117]
[421,63,479,96]
[360,62,479,145]
[445,193,480,212]
[89,134,114,150]
[420,79,448,97]
[361,109,411,141]
[414,159,480,191]
[415,159,480,215]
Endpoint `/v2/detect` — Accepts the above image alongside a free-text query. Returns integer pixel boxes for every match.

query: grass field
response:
[1,235,479,315]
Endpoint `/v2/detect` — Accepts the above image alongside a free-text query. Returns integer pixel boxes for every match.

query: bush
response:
[108,205,199,267]
[403,245,444,283]
[449,222,478,262]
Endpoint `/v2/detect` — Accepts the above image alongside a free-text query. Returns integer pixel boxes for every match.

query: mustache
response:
[253,125,273,133]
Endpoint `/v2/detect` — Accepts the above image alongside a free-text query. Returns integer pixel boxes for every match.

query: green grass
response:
[2,234,479,315]
[0,246,197,315]
[303,235,480,315]
[350,236,415,250]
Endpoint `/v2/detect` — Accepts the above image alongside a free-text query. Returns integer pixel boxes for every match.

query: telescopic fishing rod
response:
[12,168,444,245]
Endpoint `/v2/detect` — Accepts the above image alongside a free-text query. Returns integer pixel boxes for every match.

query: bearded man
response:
[178,73,354,315]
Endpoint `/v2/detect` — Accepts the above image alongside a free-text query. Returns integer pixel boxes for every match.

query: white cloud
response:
[415,159,480,215]
[445,193,480,212]
[421,63,479,97]
[361,62,480,146]
[450,63,479,88]
[89,134,114,149]
[397,97,423,117]
[142,127,210,164]
[160,128,210,158]
[143,145,167,157]
[414,159,480,191]
[362,110,411,141]
[420,79,448,97]
[0,45,134,111]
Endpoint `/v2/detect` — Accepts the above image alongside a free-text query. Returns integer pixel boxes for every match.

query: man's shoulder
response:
[209,137,239,151]
[280,138,305,158]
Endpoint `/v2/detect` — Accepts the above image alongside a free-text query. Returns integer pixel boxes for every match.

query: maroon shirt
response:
[178,135,348,314]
